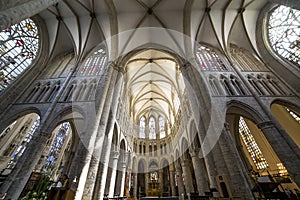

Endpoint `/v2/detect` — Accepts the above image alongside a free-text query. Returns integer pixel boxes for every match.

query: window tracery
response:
[239,117,268,170]
[140,116,146,138]
[3,116,40,174]
[159,116,166,139]
[42,122,71,175]
[78,48,107,76]
[149,116,156,139]
[0,18,39,91]
[268,5,300,68]
[196,45,229,71]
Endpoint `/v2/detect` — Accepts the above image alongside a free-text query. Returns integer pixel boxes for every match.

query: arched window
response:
[239,117,268,170]
[149,116,156,139]
[78,47,107,76]
[0,18,39,91]
[0,114,40,175]
[139,116,146,138]
[159,116,166,138]
[268,5,300,68]
[42,122,71,175]
[196,45,229,71]
[285,107,300,123]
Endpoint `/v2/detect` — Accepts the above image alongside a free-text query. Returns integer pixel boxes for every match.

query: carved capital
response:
[109,61,124,73]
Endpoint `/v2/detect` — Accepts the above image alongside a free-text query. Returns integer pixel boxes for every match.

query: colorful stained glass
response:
[4,116,40,172]
[42,122,71,175]
[239,117,268,170]
[0,18,39,91]
[268,5,300,68]
[196,45,229,71]
[78,48,107,76]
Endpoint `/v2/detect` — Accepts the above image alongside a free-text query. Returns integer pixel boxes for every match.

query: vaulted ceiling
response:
[37,0,272,124]
[38,0,270,63]
[126,49,184,123]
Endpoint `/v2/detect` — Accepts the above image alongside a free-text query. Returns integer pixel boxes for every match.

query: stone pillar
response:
[189,148,209,196]
[175,162,185,199]
[218,124,254,199]
[145,172,149,194]
[0,132,49,199]
[119,161,127,196]
[109,151,119,196]
[68,140,88,184]
[181,159,194,194]
[74,62,117,200]
[179,63,218,190]
[159,169,164,193]
[257,121,300,187]
[169,166,176,196]
[0,0,62,31]
[133,173,138,198]
[94,70,124,200]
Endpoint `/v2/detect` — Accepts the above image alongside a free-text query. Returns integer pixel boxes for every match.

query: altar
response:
[146,171,162,197]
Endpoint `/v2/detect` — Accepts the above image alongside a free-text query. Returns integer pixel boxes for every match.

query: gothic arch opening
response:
[270,101,300,147]
[0,113,40,177]
[226,106,300,199]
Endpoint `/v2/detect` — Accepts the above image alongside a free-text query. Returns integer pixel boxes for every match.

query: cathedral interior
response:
[0,0,299,199]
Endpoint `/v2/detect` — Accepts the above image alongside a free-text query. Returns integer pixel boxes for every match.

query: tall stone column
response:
[169,167,176,196]
[257,121,300,187]
[218,124,253,199]
[180,63,218,190]
[109,151,120,196]
[94,69,124,200]
[145,172,149,194]
[67,140,88,185]
[119,161,127,196]
[181,159,194,194]
[175,162,185,199]
[74,62,117,200]
[159,169,164,193]
[0,0,62,31]
[169,163,176,196]
[133,173,138,198]
[189,148,209,196]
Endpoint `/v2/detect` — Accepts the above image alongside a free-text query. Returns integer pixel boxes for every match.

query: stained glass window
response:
[196,45,229,71]
[159,116,166,138]
[239,117,268,170]
[0,18,39,91]
[42,122,71,175]
[140,116,146,138]
[285,107,300,123]
[149,116,156,139]
[268,5,300,67]
[78,48,107,76]
[4,116,40,172]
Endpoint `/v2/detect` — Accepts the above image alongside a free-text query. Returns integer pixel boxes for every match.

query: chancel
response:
[0,0,299,200]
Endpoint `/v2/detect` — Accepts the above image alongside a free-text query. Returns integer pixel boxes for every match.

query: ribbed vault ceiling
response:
[38,0,270,63]
[126,49,184,123]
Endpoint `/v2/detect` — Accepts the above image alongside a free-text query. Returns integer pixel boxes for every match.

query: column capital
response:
[181,159,190,167]
[111,150,120,160]
[257,121,274,130]
[189,147,200,158]
[109,61,125,73]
